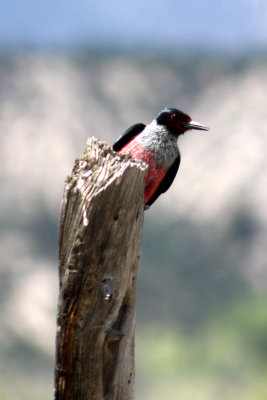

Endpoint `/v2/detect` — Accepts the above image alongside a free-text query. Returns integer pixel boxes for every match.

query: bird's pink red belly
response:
[119,141,166,202]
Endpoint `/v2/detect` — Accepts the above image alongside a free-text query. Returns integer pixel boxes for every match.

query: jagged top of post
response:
[65,137,147,194]
[74,136,146,174]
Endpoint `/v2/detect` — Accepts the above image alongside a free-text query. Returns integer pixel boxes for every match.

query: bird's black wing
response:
[146,156,181,207]
[113,123,146,151]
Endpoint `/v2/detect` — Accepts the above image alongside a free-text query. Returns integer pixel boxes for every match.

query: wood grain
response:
[55,137,147,400]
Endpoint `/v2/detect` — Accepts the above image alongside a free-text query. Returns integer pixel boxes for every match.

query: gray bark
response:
[55,137,146,400]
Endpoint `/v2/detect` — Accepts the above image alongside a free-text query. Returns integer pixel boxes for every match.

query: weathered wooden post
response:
[55,138,147,400]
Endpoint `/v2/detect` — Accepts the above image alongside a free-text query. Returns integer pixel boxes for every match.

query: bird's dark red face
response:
[156,108,209,135]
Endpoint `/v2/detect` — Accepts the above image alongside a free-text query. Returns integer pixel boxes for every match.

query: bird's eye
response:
[171,113,177,119]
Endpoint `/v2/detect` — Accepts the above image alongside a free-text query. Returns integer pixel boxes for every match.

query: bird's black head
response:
[156,107,209,136]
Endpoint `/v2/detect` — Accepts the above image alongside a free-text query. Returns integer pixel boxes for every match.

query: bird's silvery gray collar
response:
[136,120,179,168]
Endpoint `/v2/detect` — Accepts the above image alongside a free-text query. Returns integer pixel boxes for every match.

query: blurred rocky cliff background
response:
[1,51,267,400]
[1,1,267,399]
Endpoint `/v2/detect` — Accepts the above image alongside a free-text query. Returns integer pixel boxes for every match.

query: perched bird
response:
[113,107,209,209]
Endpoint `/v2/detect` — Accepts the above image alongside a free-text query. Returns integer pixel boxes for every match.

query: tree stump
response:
[55,138,147,400]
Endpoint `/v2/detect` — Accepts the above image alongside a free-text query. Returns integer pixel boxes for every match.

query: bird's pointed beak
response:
[184,120,209,131]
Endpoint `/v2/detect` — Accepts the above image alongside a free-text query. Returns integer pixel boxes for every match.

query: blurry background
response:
[1,1,267,399]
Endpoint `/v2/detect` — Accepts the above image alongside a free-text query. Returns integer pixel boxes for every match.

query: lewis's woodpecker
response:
[113,108,209,208]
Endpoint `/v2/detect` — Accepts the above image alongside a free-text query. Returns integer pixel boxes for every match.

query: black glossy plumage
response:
[113,123,146,151]
[146,156,180,207]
